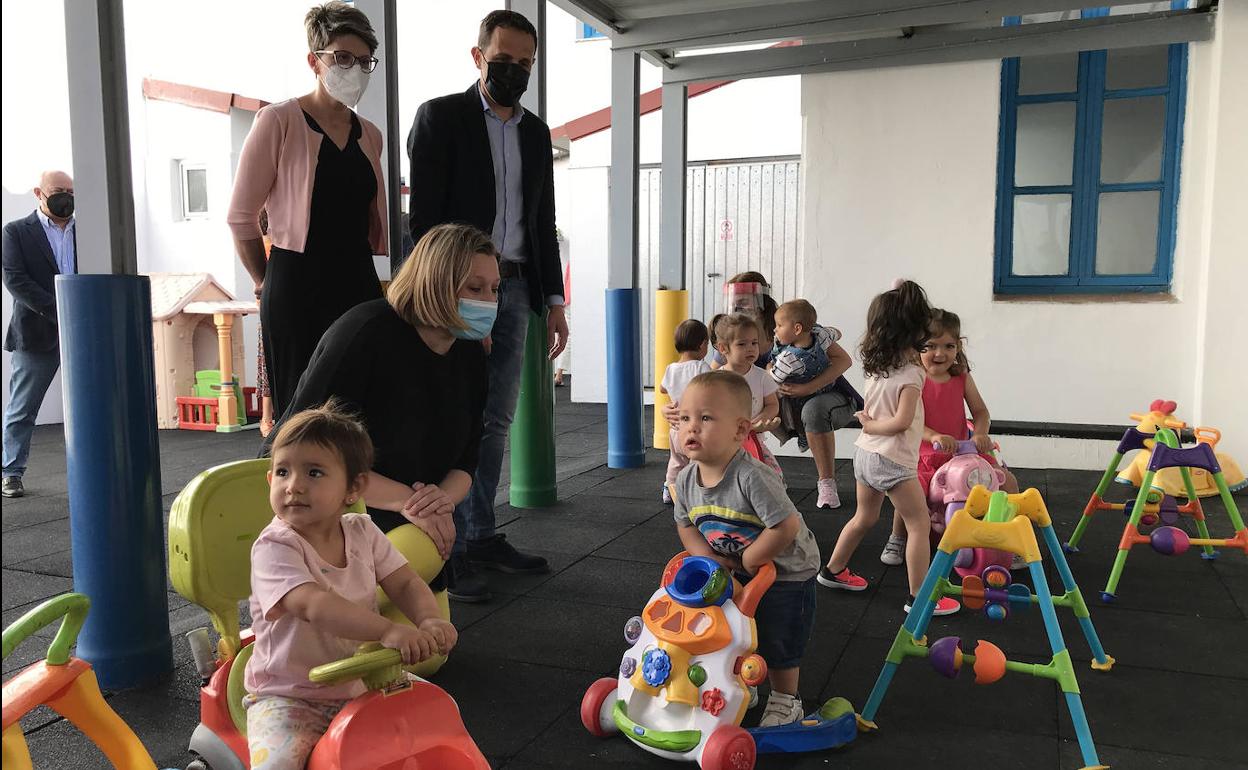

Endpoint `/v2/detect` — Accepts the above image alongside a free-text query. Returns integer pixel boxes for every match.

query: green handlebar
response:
[308,644,404,687]
[2,592,90,666]
[1153,426,1180,449]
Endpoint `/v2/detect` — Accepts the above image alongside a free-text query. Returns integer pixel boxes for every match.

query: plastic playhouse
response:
[148,273,259,433]
[2,594,173,770]
[582,553,860,769]
[167,459,477,770]
[1065,406,1247,601]
[860,487,1114,770]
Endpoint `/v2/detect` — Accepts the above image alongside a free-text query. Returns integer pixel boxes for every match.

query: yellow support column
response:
[653,290,689,450]
[213,313,241,432]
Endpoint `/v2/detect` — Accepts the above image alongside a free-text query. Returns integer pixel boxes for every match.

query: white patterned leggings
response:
[243,693,348,770]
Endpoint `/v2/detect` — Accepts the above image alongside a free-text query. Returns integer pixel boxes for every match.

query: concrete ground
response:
[4,386,1247,769]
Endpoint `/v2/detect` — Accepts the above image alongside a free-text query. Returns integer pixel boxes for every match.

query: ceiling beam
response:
[661,7,1214,84]
[614,0,1096,53]
[546,0,624,33]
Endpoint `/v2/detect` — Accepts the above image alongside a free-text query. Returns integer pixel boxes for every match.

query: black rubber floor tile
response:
[448,592,519,632]
[588,466,674,501]
[1059,665,1247,764]
[818,719,1059,770]
[495,514,636,558]
[528,494,668,525]
[591,517,684,565]
[1,521,71,568]
[514,702,680,767]
[435,657,594,760]
[8,548,73,578]
[1060,741,1245,769]
[487,550,582,598]
[1,568,73,611]
[457,596,633,675]
[529,555,664,610]
[0,493,69,532]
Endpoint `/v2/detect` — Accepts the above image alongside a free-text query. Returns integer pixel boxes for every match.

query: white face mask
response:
[320,64,370,108]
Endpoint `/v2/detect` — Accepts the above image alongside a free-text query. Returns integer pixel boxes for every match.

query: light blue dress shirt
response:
[36,208,75,276]
[479,86,527,266]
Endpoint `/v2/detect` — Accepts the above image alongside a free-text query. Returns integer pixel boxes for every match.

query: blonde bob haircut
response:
[387,223,498,331]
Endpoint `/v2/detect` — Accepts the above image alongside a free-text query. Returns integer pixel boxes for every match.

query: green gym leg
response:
[1067,452,1124,551]
[1216,474,1248,532]
[1103,469,1154,600]
[1176,466,1217,558]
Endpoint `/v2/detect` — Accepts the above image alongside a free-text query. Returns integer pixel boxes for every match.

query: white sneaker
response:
[1010,553,1027,571]
[880,535,906,566]
[758,690,804,728]
[662,485,673,505]
[816,479,841,509]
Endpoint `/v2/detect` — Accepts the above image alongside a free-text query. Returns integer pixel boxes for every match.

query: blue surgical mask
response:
[452,298,498,340]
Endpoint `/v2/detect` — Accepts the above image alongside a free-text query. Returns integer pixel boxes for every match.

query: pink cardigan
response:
[227,98,387,255]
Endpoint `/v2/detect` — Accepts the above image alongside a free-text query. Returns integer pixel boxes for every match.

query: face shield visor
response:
[723,281,769,317]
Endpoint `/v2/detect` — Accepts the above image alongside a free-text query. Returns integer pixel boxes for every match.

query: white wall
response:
[798,19,1246,465]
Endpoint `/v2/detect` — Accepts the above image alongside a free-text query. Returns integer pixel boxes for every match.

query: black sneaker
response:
[1,477,24,498]
[467,534,550,574]
[446,554,491,603]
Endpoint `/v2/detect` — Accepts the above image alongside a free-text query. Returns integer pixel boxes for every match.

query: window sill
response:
[992,292,1177,304]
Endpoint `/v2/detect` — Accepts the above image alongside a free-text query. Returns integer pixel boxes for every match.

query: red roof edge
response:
[550,40,801,143]
[142,78,270,114]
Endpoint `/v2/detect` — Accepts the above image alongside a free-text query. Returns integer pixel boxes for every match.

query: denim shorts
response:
[746,576,817,670]
[853,447,918,492]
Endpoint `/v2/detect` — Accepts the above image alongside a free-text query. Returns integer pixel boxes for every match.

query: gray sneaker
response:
[758,690,804,728]
[880,535,906,566]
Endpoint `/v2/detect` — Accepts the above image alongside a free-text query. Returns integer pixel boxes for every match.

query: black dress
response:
[276,299,489,535]
[261,110,383,417]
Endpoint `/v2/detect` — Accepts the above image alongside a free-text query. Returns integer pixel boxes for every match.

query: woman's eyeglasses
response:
[315,50,379,73]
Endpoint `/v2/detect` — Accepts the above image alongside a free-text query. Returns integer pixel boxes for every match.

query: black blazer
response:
[405,83,562,314]
[2,211,74,352]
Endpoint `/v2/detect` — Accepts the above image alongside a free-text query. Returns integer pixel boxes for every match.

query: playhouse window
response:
[993,8,1188,295]
[178,161,209,220]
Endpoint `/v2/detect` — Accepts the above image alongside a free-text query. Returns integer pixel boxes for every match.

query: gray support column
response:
[605,48,644,468]
[608,49,640,290]
[355,0,401,275]
[64,0,136,275]
[508,0,547,119]
[659,83,688,290]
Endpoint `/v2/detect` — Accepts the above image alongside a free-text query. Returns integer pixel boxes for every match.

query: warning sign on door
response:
[719,218,734,241]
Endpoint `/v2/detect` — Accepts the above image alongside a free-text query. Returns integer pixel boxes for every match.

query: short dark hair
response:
[478,9,538,50]
[271,398,374,482]
[305,2,379,54]
[687,370,752,418]
[674,319,709,353]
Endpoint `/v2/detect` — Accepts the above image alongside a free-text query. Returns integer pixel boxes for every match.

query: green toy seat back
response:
[168,458,274,660]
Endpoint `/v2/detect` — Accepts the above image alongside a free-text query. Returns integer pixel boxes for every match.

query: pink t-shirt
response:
[245,513,408,701]
[854,363,926,469]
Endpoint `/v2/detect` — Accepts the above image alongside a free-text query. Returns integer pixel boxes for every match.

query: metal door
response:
[638,157,802,383]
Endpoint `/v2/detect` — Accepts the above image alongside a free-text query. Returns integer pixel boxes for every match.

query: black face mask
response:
[483,60,530,108]
[45,191,74,219]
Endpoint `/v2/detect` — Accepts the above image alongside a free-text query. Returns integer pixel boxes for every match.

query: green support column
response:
[509,309,557,507]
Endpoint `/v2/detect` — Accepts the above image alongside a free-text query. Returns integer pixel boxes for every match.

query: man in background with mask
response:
[2,170,76,498]
[406,9,567,603]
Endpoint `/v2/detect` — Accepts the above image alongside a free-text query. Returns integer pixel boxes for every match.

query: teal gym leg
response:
[1064,692,1102,769]
[1040,525,1110,665]
[908,550,955,642]
[861,661,900,723]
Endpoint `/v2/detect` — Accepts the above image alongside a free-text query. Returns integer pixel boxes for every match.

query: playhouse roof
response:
[148,272,237,321]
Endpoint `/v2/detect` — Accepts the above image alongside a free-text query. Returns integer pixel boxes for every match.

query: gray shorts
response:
[800,390,854,434]
[853,447,917,492]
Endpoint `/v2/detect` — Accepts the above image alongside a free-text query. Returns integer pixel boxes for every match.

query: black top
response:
[405,83,563,314]
[2,212,75,352]
[279,298,489,533]
[298,109,375,260]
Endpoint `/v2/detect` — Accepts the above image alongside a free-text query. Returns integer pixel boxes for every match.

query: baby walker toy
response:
[861,487,1114,770]
[2,594,176,770]
[1112,401,1246,498]
[581,553,861,769]
[168,460,487,770]
[927,438,1012,577]
[1064,409,1247,602]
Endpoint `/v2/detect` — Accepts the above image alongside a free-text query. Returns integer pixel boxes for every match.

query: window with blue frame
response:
[994,14,1188,294]
[577,21,606,40]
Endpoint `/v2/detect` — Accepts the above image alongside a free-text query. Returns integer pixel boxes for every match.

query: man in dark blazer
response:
[406,10,567,602]
[2,170,76,498]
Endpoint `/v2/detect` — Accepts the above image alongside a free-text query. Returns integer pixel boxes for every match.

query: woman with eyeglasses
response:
[227,2,388,420]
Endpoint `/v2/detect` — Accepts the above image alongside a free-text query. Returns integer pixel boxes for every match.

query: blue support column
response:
[607,288,644,468]
[57,275,171,689]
